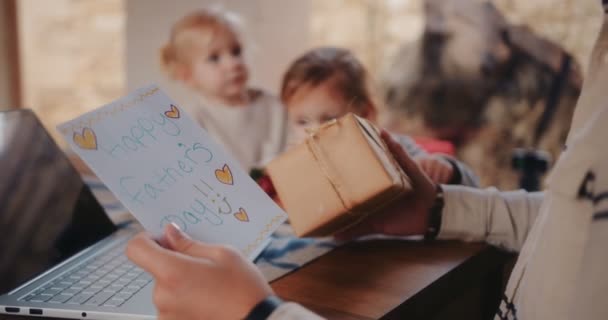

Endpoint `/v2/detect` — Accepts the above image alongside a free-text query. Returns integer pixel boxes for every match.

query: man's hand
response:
[126,223,273,320]
[336,131,437,240]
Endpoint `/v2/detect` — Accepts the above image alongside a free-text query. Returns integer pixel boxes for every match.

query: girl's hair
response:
[160,8,243,80]
[280,47,379,113]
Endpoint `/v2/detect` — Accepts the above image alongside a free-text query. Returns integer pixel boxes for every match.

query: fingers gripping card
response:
[58,85,286,260]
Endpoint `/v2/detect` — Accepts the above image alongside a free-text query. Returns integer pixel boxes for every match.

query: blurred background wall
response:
[0,3,11,110]
[0,0,19,111]
[4,0,604,189]
[16,0,124,140]
[125,0,310,97]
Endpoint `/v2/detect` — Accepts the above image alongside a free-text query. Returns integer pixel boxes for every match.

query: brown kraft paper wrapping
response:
[267,113,413,237]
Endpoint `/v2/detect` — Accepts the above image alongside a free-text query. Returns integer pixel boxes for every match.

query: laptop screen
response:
[0,110,117,295]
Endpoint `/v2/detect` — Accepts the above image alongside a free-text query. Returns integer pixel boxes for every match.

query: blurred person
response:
[160,8,287,171]
[281,47,478,186]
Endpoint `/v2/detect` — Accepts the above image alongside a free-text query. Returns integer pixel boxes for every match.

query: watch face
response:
[424,185,444,240]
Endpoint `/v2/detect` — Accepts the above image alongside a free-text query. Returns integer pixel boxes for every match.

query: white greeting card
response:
[58,85,286,260]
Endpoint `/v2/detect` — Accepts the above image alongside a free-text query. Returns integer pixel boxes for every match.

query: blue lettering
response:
[120,176,144,205]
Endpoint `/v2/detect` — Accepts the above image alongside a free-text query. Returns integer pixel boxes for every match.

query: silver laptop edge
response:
[0,110,156,319]
[0,226,156,319]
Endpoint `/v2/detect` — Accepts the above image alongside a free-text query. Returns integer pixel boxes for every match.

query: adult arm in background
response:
[339,131,543,253]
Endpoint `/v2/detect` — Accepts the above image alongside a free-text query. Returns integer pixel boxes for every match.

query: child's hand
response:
[415,155,454,184]
[126,224,273,320]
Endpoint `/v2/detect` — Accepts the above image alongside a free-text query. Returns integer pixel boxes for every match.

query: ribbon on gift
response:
[304,119,358,214]
[303,115,411,231]
[356,118,412,193]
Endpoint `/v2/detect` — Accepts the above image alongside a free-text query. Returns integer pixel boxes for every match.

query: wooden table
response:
[272,240,509,320]
[2,239,509,320]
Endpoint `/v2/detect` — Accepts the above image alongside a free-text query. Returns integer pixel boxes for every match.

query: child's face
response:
[286,80,354,145]
[186,30,249,102]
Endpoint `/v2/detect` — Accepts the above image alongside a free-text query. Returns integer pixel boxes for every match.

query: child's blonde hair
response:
[160,8,243,80]
[281,47,379,116]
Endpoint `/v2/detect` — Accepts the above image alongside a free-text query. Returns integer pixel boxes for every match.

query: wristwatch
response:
[244,295,284,320]
[424,184,444,241]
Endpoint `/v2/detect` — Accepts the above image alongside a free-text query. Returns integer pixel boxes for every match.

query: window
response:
[17,0,125,144]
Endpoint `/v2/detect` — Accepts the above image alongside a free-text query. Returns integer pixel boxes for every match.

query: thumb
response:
[164,223,220,259]
[381,130,432,189]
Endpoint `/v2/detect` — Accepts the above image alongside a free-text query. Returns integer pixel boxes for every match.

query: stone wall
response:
[494,0,603,75]
[311,0,602,78]
[312,0,603,189]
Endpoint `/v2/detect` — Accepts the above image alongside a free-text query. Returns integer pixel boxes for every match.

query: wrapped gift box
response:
[266,113,412,237]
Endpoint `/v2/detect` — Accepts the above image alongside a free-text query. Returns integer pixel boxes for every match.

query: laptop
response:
[0,109,156,319]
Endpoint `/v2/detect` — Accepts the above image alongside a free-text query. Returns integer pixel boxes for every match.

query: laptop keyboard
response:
[20,242,153,307]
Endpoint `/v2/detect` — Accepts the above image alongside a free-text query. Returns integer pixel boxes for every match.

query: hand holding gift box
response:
[267,113,413,237]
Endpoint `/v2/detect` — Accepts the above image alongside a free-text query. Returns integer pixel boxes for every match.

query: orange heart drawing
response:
[234,208,249,222]
[73,127,97,150]
[164,104,180,119]
[215,164,233,185]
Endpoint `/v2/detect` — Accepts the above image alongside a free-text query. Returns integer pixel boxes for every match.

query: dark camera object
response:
[512,149,551,191]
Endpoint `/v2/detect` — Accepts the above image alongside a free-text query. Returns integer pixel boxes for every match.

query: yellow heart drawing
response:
[215,164,233,185]
[234,208,249,222]
[73,127,97,150]
[164,104,180,119]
